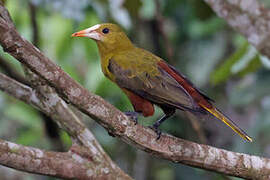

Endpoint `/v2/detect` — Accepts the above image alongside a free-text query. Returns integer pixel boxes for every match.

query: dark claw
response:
[148,125,162,140]
[124,111,139,125]
[107,131,115,137]
[147,109,175,140]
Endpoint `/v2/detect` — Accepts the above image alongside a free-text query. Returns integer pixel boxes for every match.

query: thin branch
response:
[0,1,13,28]
[0,3,269,179]
[204,0,270,59]
[0,73,34,104]
[28,2,39,47]
[154,0,174,63]
[0,55,64,151]
[0,56,29,85]
[40,113,65,151]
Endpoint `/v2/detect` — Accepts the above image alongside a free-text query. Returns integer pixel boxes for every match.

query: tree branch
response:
[204,0,270,59]
[0,138,116,179]
[0,3,269,179]
[0,56,29,85]
[28,2,38,47]
[0,72,131,179]
[27,1,66,151]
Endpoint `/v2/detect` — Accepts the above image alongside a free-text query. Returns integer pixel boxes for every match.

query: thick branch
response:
[0,3,269,179]
[0,139,117,179]
[204,0,270,59]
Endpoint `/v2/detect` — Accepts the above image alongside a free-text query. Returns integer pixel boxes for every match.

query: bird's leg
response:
[149,108,175,140]
[124,111,141,125]
[149,114,172,139]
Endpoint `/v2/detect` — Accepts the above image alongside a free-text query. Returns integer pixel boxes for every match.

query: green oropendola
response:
[72,23,252,142]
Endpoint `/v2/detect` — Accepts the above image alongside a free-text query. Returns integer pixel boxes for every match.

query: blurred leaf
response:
[139,0,155,19]
[237,56,261,77]
[211,42,261,85]
[211,42,248,85]
[188,17,225,39]
[231,46,259,74]
[16,128,44,146]
[60,130,72,147]
[4,101,41,129]
[260,55,270,69]
[6,1,30,33]
[40,15,72,60]
[189,0,214,20]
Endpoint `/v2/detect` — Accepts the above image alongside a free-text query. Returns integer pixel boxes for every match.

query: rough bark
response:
[204,0,270,59]
[0,2,269,179]
[0,139,91,179]
[0,138,126,179]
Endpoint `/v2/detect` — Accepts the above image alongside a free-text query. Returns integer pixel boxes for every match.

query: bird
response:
[72,23,252,142]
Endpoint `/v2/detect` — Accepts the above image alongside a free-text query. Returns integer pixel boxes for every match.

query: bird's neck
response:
[96,39,134,58]
[96,39,134,79]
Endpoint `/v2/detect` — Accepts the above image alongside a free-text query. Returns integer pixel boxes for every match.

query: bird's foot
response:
[124,111,139,125]
[148,124,162,140]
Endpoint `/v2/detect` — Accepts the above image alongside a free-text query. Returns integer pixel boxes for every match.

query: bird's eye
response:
[102,28,109,34]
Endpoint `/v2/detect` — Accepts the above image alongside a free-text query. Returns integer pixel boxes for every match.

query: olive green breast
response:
[101,47,162,82]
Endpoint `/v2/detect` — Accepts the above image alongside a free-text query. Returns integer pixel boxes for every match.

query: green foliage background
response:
[1,0,270,179]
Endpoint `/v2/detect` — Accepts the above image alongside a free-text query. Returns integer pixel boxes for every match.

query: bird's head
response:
[72,23,133,54]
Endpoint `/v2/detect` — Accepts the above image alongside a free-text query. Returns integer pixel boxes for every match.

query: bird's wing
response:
[108,57,200,112]
[108,56,252,141]
[157,60,252,142]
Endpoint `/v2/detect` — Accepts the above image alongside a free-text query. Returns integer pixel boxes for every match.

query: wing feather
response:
[108,58,200,112]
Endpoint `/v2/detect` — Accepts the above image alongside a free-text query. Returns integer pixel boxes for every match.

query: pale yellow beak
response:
[72,24,102,41]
